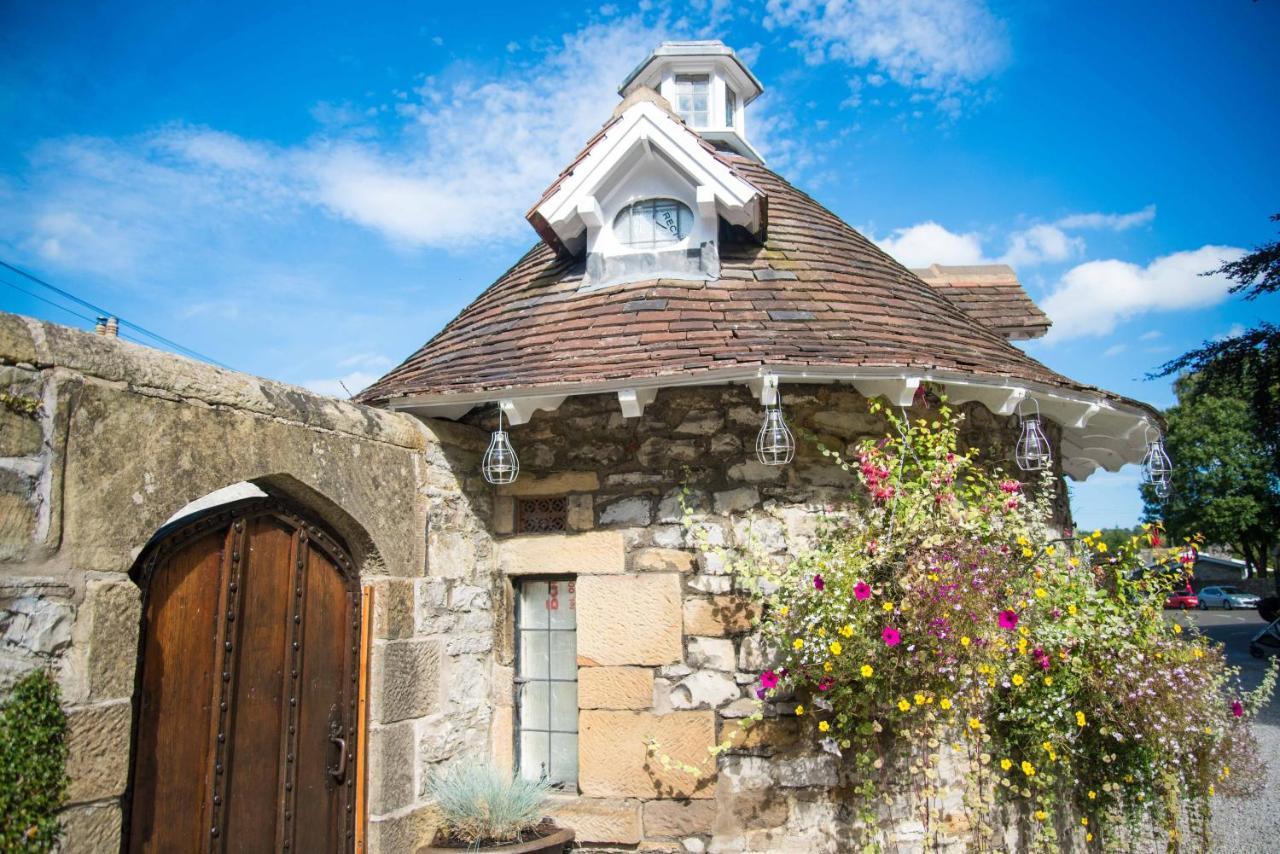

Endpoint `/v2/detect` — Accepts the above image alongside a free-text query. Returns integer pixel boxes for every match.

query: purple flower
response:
[997,610,1020,630]
[760,670,779,690]
[882,626,901,647]
[854,581,871,601]
[813,574,825,591]
[1231,700,1244,718]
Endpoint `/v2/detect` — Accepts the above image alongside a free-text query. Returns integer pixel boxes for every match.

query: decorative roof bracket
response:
[617,387,658,418]
[852,377,921,407]
[499,395,567,426]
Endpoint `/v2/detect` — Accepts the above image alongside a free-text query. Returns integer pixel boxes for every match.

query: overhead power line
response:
[0,259,232,370]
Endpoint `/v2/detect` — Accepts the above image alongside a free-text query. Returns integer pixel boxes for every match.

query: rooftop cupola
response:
[619,40,764,162]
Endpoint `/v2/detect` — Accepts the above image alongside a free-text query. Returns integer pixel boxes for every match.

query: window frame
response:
[673,73,711,129]
[612,197,694,249]
[725,85,737,129]
[513,575,579,791]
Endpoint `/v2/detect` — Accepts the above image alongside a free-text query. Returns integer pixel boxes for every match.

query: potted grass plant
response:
[417,763,574,854]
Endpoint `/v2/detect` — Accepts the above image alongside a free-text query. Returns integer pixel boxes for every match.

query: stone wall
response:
[469,385,1067,853]
[0,313,496,854]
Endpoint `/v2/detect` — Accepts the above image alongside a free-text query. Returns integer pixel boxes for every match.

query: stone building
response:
[0,41,1159,854]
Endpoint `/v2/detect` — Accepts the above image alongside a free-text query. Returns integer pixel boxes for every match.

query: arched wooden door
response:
[127,499,361,853]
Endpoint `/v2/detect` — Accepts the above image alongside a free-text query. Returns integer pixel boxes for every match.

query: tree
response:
[1143,385,1279,587]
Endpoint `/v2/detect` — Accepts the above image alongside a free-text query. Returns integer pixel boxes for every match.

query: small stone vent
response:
[515,496,568,534]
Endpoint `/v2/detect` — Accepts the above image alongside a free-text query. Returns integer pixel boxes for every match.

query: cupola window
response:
[613,198,693,248]
[674,74,710,128]
[725,87,737,128]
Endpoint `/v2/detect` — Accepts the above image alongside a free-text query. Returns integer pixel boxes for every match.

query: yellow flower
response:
[1068,604,1078,615]
[1022,547,1034,558]
[1045,546,1055,556]
[1087,790,1096,800]
[1012,674,1025,686]
[1124,774,1134,783]
[779,606,790,617]
[829,641,843,656]
[1048,751,1057,762]
[1086,833,1094,843]
[818,720,830,732]
[1041,741,1053,753]
[960,635,971,647]
[968,717,982,730]
[1173,623,1182,634]
[1034,588,1047,599]
[793,638,805,650]
[927,572,940,582]
[939,698,952,711]
[1193,648,1205,659]
[1076,711,1086,727]
[1068,557,1080,568]
[1000,758,1012,771]
[1097,542,1109,553]
[1021,760,1035,776]
[860,664,874,678]
[1043,676,1053,686]
[1034,810,1047,822]
[1092,530,1101,539]
[1016,535,1029,546]
[823,661,833,672]
[1208,784,1215,796]
[915,693,926,706]
[882,601,895,612]
[795,705,805,716]
[840,624,854,638]
[1081,817,1088,827]
[1017,639,1028,654]
[898,698,911,712]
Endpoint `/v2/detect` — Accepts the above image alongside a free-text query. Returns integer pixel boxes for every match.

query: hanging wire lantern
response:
[1152,480,1172,500]
[482,408,520,485]
[1014,397,1052,472]
[756,393,795,466]
[1141,425,1173,496]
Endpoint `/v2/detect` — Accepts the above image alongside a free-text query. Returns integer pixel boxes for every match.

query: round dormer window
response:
[613,198,692,248]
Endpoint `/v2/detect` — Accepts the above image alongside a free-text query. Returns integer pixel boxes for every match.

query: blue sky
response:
[2,1,1277,528]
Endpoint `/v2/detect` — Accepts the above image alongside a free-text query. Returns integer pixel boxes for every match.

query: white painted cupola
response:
[527,41,767,291]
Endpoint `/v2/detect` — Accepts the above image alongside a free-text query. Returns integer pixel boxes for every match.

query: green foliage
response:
[0,392,40,417]
[0,671,69,852]
[1143,386,1279,583]
[1095,526,1144,556]
[707,400,1274,851]
[425,763,551,845]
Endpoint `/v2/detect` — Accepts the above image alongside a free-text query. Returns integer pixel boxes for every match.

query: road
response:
[1166,606,1278,852]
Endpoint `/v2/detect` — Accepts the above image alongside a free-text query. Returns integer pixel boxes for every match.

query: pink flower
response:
[854,581,871,601]
[760,670,779,690]
[997,610,1019,630]
[1231,700,1244,718]
[882,626,901,647]
[999,479,1022,494]
[813,574,825,591]
[818,676,834,691]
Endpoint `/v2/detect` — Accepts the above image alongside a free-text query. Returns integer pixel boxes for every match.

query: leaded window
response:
[515,579,578,787]
[674,74,710,128]
[612,198,693,248]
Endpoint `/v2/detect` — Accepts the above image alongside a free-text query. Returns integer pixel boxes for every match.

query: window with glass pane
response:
[674,74,710,128]
[725,87,737,128]
[613,199,692,248]
[516,579,577,787]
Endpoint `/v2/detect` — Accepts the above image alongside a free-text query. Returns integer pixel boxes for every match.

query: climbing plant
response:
[0,671,69,852]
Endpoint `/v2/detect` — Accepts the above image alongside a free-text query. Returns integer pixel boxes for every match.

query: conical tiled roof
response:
[357,157,1139,412]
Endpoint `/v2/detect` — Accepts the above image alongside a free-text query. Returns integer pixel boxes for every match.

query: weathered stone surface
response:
[84,578,141,701]
[0,583,73,658]
[549,796,643,844]
[491,704,514,774]
[60,801,122,854]
[579,710,716,799]
[686,637,735,672]
[726,460,785,483]
[670,670,739,710]
[497,471,599,496]
[673,411,724,437]
[732,516,785,553]
[492,494,515,534]
[371,639,440,723]
[366,721,415,814]
[367,803,440,854]
[371,578,415,640]
[0,492,36,555]
[599,496,652,526]
[426,529,475,578]
[579,666,654,709]
[567,494,594,530]
[578,574,682,666]
[633,548,695,573]
[721,718,801,755]
[687,574,732,594]
[500,531,625,575]
[683,596,758,637]
[644,798,718,838]
[713,487,758,514]
[66,700,132,803]
[774,754,838,787]
[0,407,41,457]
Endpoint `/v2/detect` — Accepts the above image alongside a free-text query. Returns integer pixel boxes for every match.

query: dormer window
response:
[613,198,693,248]
[674,74,710,128]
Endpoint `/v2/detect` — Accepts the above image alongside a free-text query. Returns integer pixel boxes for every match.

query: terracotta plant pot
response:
[416,824,574,854]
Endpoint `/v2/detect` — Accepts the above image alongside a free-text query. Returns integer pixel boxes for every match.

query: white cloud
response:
[875,221,987,267]
[1213,323,1246,342]
[1055,204,1155,231]
[1139,330,1162,341]
[997,224,1081,268]
[764,0,1009,111]
[1040,245,1245,341]
[1102,343,1127,357]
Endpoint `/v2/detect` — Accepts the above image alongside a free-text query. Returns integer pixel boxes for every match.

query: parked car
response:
[1197,586,1262,610]
[1165,584,1198,610]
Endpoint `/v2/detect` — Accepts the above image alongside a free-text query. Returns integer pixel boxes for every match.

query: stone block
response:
[687,575,731,595]
[712,487,758,514]
[726,460,785,483]
[0,407,41,457]
[0,492,36,554]
[426,529,474,578]
[549,796,643,844]
[497,471,600,496]
[500,531,625,576]
[644,798,718,838]
[686,637,735,672]
[670,671,739,710]
[493,494,514,534]
[59,801,122,854]
[367,803,440,854]
[84,578,141,701]
[599,496,652,526]
[371,639,440,723]
[682,596,758,637]
[673,410,723,437]
[633,548,695,573]
[66,700,132,804]
[774,754,838,787]
[721,718,800,755]
[0,582,74,659]
[371,578,415,640]
[567,494,594,530]
[578,574,682,666]
[366,721,415,815]
[579,710,716,799]
[491,704,514,775]
[579,666,654,709]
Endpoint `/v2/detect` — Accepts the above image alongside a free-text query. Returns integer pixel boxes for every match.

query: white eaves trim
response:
[385,366,1159,483]
[532,101,762,251]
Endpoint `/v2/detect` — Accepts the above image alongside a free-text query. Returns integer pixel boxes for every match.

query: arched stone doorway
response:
[125,497,362,853]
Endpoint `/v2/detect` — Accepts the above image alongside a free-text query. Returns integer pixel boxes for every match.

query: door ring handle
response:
[329,736,347,782]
